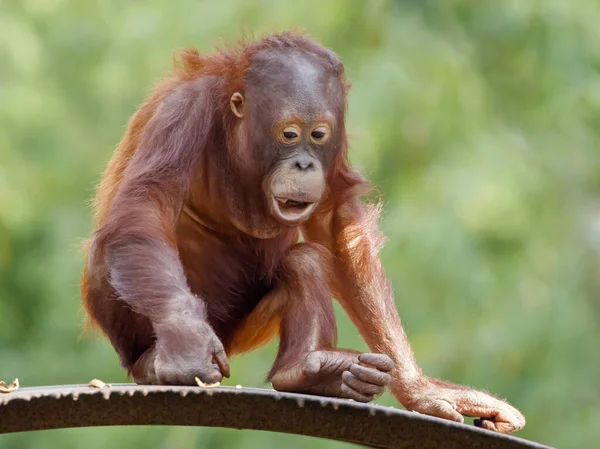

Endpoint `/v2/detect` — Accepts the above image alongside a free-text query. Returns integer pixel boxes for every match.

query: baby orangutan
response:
[81,31,525,434]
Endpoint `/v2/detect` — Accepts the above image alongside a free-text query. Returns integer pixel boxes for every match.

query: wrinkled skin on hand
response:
[271,351,394,403]
[154,317,230,385]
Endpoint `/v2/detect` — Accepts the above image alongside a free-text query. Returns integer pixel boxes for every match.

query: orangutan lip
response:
[271,195,317,224]
[277,198,310,207]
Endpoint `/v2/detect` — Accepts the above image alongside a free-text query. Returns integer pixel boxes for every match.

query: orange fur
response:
[79,31,525,434]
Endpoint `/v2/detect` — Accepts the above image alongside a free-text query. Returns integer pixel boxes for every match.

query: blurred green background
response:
[1,0,599,448]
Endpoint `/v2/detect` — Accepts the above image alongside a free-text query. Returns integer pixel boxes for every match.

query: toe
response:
[342,371,384,396]
[349,363,392,387]
[303,351,324,377]
[340,383,374,403]
[358,353,394,372]
[199,369,223,385]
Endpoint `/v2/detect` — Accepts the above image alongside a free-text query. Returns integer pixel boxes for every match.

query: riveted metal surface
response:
[0,384,553,449]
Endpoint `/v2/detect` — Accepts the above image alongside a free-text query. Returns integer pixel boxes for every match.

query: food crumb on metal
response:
[0,379,19,394]
[88,379,112,389]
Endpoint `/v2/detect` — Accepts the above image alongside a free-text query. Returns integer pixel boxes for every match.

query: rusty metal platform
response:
[0,384,553,448]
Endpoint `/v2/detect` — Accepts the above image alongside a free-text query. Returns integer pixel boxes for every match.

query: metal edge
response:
[0,384,554,449]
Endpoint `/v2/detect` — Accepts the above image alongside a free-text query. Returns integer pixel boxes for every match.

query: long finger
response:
[474,418,497,431]
[473,409,525,434]
[451,391,525,433]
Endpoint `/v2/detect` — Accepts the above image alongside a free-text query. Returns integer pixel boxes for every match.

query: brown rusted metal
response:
[0,384,553,448]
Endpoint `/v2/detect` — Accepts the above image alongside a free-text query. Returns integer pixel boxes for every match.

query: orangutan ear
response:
[230,92,244,118]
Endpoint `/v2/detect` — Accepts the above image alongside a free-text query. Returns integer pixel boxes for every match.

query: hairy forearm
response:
[96,81,210,324]
[328,200,427,405]
[107,235,203,318]
[98,204,205,324]
[333,233,423,399]
[325,199,527,432]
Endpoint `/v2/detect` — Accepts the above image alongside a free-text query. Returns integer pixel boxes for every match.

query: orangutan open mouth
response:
[278,198,310,209]
[271,195,317,224]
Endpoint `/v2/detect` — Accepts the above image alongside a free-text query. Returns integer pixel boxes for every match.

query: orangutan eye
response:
[311,125,330,142]
[282,127,299,141]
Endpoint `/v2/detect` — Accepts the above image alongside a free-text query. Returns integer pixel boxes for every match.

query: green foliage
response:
[1,0,599,448]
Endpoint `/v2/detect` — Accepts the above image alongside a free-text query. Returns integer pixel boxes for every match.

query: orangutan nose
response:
[294,154,315,171]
